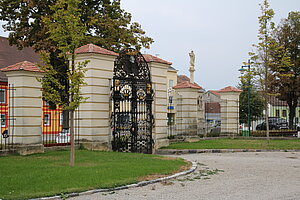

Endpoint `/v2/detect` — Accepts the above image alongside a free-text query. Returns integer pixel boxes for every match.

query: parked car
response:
[56,129,70,144]
[256,117,289,130]
[210,122,221,133]
[294,124,300,131]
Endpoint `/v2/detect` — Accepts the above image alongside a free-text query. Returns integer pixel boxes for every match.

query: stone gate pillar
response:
[74,44,118,150]
[173,82,203,136]
[219,86,242,135]
[1,61,44,154]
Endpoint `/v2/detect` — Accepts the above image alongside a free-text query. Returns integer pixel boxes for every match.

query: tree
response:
[249,0,282,139]
[0,0,153,130]
[40,0,88,166]
[269,11,300,129]
[0,0,154,153]
[239,82,265,125]
[0,0,153,52]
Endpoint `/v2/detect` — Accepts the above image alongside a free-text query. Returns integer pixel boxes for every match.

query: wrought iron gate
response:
[111,48,154,154]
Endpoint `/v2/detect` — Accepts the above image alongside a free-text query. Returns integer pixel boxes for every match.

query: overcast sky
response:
[0,0,299,90]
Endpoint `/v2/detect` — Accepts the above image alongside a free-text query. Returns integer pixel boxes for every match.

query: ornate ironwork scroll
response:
[111,48,154,154]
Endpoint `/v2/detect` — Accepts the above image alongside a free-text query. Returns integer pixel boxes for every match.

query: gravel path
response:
[71,152,300,200]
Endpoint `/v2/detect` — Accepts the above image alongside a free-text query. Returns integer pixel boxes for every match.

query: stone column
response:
[148,62,169,149]
[219,87,242,135]
[174,86,200,136]
[1,61,44,154]
[75,52,116,150]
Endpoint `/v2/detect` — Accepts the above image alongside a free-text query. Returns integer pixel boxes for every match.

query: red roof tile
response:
[75,44,118,56]
[0,36,40,81]
[173,81,203,89]
[143,54,172,65]
[208,90,221,96]
[177,75,190,84]
[218,86,242,93]
[0,61,44,73]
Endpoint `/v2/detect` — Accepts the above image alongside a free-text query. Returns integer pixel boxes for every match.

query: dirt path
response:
[71,152,300,200]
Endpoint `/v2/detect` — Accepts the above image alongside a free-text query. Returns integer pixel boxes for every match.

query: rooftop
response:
[0,36,40,81]
[143,54,172,65]
[0,61,44,73]
[75,43,118,56]
[208,90,221,96]
[173,81,203,89]
[177,75,190,84]
[218,86,242,93]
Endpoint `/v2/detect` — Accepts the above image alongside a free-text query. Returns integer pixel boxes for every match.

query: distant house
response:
[268,96,300,124]
[203,90,221,125]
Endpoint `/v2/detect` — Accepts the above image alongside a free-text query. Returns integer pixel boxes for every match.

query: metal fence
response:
[241,96,300,137]
[0,84,15,151]
[42,104,80,147]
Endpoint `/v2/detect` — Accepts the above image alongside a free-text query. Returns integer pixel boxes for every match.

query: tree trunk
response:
[70,52,76,167]
[62,110,69,130]
[288,101,297,129]
[70,109,75,167]
[265,100,270,141]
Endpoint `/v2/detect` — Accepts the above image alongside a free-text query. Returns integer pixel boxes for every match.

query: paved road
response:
[71,152,300,200]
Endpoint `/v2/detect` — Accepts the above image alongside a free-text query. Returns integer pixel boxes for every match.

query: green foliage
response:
[270,11,300,128]
[238,82,265,124]
[247,0,292,137]
[249,0,279,94]
[0,0,153,52]
[0,150,185,200]
[0,0,153,109]
[41,0,88,111]
[249,1,299,128]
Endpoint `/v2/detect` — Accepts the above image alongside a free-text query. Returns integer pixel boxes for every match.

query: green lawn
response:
[163,139,300,150]
[0,150,186,200]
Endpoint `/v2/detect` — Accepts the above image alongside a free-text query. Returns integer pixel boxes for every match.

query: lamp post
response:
[239,60,251,137]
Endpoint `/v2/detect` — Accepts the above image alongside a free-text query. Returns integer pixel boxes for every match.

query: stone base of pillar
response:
[154,138,170,151]
[80,141,111,151]
[15,144,44,155]
[220,132,237,138]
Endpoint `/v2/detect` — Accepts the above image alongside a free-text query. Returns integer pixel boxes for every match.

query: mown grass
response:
[0,150,186,200]
[163,138,300,150]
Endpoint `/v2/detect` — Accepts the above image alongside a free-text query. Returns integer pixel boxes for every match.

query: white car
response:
[56,130,70,143]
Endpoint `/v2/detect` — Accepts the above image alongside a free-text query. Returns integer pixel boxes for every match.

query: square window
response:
[169,80,173,88]
[282,110,287,118]
[60,113,63,126]
[0,90,6,104]
[275,110,280,117]
[1,114,6,127]
[44,114,50,126]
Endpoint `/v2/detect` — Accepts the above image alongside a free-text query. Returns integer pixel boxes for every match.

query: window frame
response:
[0,89,6,104]
[43,113,51,126]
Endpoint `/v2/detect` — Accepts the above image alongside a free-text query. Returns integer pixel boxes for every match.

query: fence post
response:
[1,61,44,155]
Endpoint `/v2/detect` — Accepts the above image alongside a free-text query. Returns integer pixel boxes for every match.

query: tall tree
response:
[40,0,88,166]
[0,0,153,52]
[269,11,300,128]
[0,0,153,135]
[249,0,279,139]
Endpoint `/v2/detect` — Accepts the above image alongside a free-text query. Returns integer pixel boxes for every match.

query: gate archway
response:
[111,48,154,154]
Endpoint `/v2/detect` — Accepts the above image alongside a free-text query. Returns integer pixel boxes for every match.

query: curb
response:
[155,149,300,155]
[31,161,197,200]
